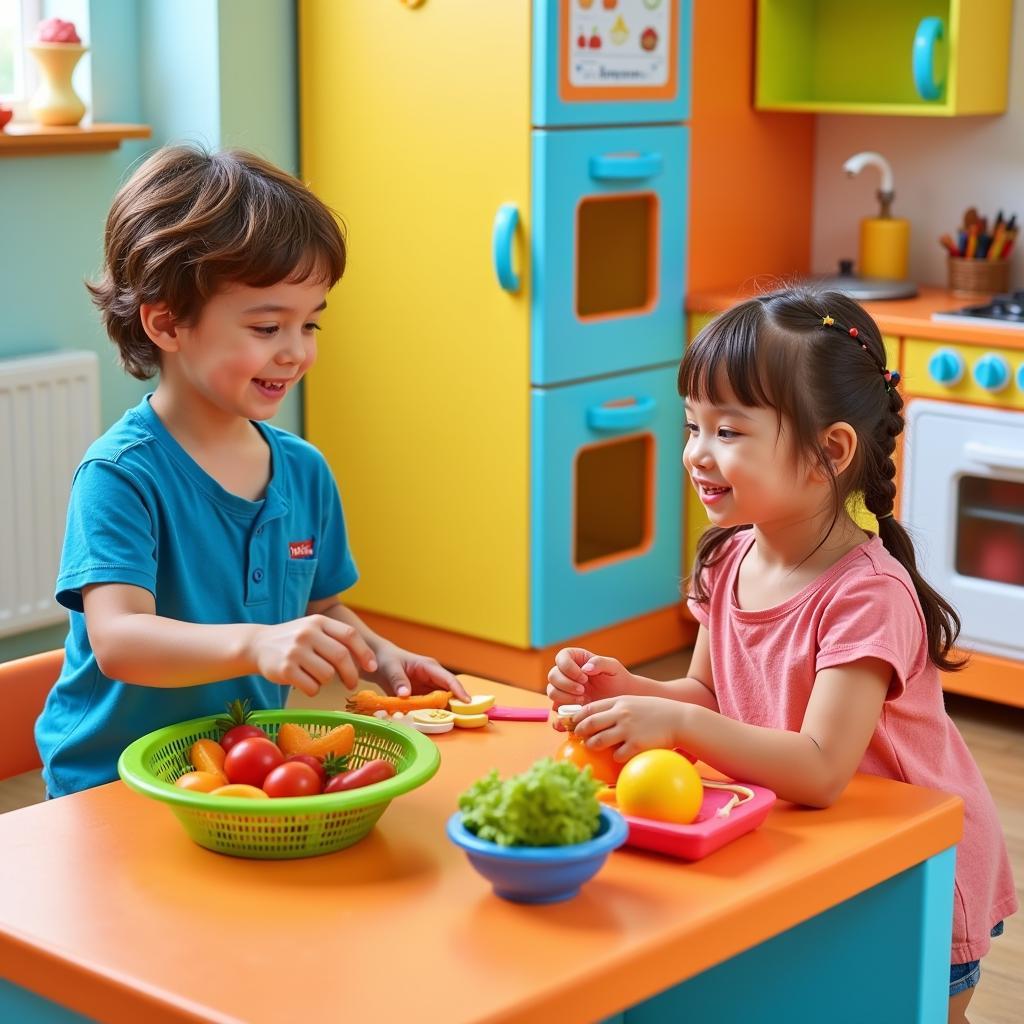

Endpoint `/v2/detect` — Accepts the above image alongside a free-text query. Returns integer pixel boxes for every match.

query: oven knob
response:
[927,348,964,386]
[973,353,1010,392]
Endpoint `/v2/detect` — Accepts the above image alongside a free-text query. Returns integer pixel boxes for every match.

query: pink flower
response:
[36,18,81,44]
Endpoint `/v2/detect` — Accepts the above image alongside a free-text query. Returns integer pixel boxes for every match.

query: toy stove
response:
[932,291,1024,330]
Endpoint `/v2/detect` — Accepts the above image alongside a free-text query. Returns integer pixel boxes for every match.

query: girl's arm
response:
[659,624,718,710]
[574,656,891,808]
[84,583,376,696]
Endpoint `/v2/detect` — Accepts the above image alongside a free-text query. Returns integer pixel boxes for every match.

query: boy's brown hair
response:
[87,145,347,379]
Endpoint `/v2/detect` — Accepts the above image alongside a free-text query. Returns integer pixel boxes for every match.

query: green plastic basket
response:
[118,709,440,859]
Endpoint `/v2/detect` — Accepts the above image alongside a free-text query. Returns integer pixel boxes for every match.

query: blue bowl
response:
[446,805,629,904]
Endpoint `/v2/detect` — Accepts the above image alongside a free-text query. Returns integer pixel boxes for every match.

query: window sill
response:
[0,122,151,156]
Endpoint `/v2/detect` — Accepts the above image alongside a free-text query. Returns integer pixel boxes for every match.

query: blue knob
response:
[973,353,1010,392]
[928,348,964,385]
[1017,363,1024,392]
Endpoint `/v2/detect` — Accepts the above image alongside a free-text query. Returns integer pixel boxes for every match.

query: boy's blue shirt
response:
[36,395,358,797]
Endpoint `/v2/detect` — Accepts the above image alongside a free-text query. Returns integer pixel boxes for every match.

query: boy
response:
[36,145,468,797]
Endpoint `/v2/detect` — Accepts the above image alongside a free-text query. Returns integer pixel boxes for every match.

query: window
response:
[0,0,44,115]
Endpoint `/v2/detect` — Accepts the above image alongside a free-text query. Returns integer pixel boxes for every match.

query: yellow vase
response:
[28,43,87,126]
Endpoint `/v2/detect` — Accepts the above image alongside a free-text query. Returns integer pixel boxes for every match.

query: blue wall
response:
[0,0,300,661]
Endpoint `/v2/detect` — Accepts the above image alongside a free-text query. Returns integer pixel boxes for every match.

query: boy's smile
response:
[147,276,329,427]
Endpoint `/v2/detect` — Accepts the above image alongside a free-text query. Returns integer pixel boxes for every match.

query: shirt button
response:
[252,568,264,583]
[256,526,263,535]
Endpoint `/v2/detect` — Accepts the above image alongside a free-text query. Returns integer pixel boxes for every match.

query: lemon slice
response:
[452,712,489,729]
[449,694,495,715]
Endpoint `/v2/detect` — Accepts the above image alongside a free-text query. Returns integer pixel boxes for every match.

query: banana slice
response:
[452,712,489,729]
[449,694,496,715]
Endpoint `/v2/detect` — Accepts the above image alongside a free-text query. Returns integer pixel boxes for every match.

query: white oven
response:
[903,399,1024,661]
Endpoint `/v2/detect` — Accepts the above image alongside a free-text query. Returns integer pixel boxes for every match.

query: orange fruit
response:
[305,723,355,759]
[553,733,623,786]
[209,784,270,799]
[189,738,226,777]
[174,770,226,793]
[616,750,703,824]
[276,722,312,757]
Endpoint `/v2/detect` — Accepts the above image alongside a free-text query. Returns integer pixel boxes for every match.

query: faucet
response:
[843,151,895,218]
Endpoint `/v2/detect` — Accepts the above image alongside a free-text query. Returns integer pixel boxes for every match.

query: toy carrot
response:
[346,689,451,716]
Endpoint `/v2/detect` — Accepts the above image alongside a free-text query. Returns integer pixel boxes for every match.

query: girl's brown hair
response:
[680,288,965,672]
[87,145,347,379]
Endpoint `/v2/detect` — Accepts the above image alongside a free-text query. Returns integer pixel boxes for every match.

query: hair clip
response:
[822,314,835,326]
[848,327,858,338]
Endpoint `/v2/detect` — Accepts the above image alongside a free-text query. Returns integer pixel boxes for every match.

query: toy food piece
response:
[487,706,549,722]
[616,750,702,824]
[452,712,489,729]
[410,709,455,735]
[347,689,451,716]
[449,694,496,716]
[209,783,270,799]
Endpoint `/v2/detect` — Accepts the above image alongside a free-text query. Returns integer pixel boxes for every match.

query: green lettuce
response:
[458,757,602,847]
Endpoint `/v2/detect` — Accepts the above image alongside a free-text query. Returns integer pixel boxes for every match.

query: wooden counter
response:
[0,679,962,1024]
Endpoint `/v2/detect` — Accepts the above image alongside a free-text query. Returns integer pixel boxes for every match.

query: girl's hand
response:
[371,641,470,702]
[571,696,686,762]
[250,615,378,697]
[546,648,636,721]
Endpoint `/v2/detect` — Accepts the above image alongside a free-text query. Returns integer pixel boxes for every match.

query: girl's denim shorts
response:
[949,921,1004,997]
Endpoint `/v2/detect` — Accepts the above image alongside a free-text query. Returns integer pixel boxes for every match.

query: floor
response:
[2,649,1021,1024]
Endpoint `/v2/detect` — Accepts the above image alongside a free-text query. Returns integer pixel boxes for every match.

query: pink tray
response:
[622,783,776,861]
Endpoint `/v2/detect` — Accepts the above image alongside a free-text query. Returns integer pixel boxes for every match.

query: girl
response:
[548,289,1016,1022]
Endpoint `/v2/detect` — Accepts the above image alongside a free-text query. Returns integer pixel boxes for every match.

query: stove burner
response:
[932,290,1024,329]
[956,291,1024,322]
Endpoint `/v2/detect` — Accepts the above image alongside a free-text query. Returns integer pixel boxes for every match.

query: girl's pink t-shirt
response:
[687,530,1017,963]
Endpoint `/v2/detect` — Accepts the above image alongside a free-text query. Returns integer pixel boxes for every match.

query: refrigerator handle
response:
[586,396,657,433]
[589,152,664,182]
[492,203,521,293]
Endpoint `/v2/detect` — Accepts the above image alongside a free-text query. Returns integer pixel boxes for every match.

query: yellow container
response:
[859,217,910,281]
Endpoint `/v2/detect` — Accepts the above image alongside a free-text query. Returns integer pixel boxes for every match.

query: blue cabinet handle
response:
[589,152,664,182]
[912,17,945,101]
[492,203,521,293]
[586,396,657,433]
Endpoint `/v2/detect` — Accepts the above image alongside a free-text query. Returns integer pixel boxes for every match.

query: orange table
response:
[0,679,962,1024]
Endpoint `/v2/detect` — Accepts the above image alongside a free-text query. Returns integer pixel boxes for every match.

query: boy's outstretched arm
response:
[307,594,470,702]
[84,582,377,697]
[572,657,891,808]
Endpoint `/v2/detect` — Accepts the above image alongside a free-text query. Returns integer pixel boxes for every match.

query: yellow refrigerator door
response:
[300,1,531,646]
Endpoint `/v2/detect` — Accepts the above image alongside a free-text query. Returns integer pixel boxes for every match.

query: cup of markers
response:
[941,208,1017,297]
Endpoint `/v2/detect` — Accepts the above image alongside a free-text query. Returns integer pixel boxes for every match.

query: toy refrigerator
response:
[300,0,693,685]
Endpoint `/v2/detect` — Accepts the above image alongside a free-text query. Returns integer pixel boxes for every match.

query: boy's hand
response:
[250,615,378,697]
[571,696,685,762]
[371,641,470,702]
[546,648,636,726]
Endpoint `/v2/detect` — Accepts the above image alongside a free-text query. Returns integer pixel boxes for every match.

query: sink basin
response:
[802,260,918,301]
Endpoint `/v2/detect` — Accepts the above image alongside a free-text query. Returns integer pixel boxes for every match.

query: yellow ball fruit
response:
[616,749,703,824]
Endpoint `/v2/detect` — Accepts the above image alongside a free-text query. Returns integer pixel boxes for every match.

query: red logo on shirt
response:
[289,539,314,559]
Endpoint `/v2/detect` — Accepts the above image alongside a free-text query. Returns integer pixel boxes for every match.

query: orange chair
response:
[0,649,62,781]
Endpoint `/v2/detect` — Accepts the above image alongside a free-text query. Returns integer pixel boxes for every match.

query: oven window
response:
[955,476,1024,586]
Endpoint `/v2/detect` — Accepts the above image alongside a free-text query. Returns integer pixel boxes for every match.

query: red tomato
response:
[221,723,268,753]
[324,758,396,794]
[262,761,323,798]
[285,753,327,785]
[224,737,284,787]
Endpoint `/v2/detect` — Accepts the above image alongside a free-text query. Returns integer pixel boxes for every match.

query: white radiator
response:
[0,351,100,638]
